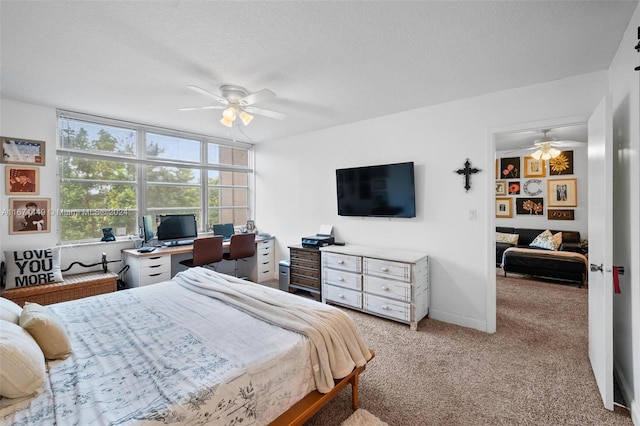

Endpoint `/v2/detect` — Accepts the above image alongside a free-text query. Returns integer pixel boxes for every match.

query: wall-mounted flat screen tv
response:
[336,161,416,218]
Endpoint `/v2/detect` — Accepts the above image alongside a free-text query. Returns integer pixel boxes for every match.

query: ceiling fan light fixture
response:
[220,116,234,127]
[222,106,237,121]
[239,110,253,126]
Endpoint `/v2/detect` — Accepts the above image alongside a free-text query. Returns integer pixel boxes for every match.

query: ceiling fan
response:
[503,129,586,159]
[179,85,286,127]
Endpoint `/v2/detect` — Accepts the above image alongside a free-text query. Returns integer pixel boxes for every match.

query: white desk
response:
[122,236,274,288]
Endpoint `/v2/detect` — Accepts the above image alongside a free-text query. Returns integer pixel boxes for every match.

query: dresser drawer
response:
[363,258,411,282]
[139,270,171,286]
[323,253,361,273]
[363,293,411,323]
[256,238,273,253]
[291,249,319,263]
[139,256,171,275]
[363,275,411,302]
[324,285,362,309]
[323,268,361,291]
[290,273,320,290]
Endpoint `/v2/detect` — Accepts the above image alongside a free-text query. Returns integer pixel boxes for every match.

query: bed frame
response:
[270,350,375,425]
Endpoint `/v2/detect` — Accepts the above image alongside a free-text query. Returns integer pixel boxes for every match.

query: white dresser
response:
[321,245,429,330]
[122,252,172,288]
[252,237,275,283]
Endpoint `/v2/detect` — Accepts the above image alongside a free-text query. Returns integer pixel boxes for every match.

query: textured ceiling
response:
[0,1,636,145]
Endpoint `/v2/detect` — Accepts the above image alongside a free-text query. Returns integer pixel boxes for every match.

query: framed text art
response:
[8,198,51,234]
[523,156,546,177]
[1,137,45,166]
[548,209,575,220]
[6,166,39,195]
[547,178,577,207]
[516,197,544,215]
[496,197,513,218]
[495,180,507,196]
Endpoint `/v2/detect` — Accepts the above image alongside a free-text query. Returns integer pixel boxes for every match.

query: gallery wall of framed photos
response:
[495,146,588,235]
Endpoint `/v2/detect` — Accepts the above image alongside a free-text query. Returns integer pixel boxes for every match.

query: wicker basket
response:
[2,271,118,307]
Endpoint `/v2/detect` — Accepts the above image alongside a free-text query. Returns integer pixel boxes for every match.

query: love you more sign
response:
[4,247,63,289]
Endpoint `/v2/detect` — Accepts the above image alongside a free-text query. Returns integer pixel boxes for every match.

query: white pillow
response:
[553,232,563,250]
[0,321,46,398]
[496,232,519,245]
[529,230,559,251]
[20,302,72,360]
[3,247,63,290]
[0,298,23,324]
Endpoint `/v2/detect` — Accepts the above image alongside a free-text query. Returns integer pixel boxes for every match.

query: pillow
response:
[0,298,23,324]
[496,232,519,245]
[0,321,46,398]
[553,232,563,250]
[19,302,72,360]
[529,230,559,251]
[3,247,63,290]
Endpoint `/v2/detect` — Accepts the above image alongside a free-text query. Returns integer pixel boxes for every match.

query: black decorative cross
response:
[455,158,481,192]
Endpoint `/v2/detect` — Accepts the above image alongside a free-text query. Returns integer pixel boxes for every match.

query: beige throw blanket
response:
[173,267,372,393]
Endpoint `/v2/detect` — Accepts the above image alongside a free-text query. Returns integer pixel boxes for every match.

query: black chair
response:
[223,233,256,277]
[179,236,224,269]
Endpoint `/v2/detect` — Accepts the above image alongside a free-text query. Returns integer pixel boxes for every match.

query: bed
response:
[0,267,373,425]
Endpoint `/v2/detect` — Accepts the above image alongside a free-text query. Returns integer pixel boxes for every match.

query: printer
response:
[301,225,334,248]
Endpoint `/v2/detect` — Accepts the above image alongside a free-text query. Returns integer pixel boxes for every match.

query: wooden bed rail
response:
[270,349,375,426]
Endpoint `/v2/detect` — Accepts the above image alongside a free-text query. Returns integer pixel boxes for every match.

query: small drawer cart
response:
[288,245,322,301]
[321,245,429,330]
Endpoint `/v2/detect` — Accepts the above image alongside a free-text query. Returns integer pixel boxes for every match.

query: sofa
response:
[496,227,588,287]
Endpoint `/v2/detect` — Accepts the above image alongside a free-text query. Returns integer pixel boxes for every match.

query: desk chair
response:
[223,233,256,278]
[179,236,224,269]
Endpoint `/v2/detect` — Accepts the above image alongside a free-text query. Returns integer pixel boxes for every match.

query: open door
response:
[587,95,613,410]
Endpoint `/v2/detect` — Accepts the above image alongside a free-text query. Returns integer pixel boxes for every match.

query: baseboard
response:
[428,308,488,332]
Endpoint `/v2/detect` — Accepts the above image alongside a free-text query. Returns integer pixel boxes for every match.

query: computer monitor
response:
[156,214,198,246]
[212,223,235,241]
[142,215,155,246]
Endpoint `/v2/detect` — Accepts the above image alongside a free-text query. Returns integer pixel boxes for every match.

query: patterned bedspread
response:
[1,280,315,425]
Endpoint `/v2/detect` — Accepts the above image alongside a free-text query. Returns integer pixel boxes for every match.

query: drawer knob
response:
[338,277,344,281]
[381,286,389,291]
[381,267,389,272]
[382,305,390,310]
[339,293,345,299]
[337,260,345,264]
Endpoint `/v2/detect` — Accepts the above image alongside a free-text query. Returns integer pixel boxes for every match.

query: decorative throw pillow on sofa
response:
[529,230,561,251]
[3,247,63,290]
[496,232,519,245]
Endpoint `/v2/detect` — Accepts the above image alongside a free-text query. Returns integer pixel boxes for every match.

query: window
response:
[57,112,253,242]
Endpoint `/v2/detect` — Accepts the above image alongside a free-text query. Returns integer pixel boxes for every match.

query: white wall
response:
[0,100,134,274]
[495,146,588,236]
[609,2,640,422]
[255,71,608,332]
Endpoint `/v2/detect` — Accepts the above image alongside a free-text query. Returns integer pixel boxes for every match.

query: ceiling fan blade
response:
[185,85,228,104]
[240,88,276,106]
[178,105,225,111]
[243,106,286,120]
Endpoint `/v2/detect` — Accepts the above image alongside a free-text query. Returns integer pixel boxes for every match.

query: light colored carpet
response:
[304,271,632,425]
[340,408,388,426]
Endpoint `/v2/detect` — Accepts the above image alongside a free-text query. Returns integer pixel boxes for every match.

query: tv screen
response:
[156,214,198,244]
[336,162,416,218]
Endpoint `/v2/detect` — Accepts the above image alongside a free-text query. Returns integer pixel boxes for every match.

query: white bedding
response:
[1,277,318,425]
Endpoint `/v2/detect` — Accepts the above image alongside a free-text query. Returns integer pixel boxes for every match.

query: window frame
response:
[56,110,254,243]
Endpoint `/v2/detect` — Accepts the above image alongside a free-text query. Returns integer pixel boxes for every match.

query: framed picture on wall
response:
[495,180,507,196]
[8,198,50,234]
[508,181,520,195]
[1,137,45,166]
[516,197,544,215]
[5,166,39,195]
[548,209,575,220]
[499,157,520,179]
[495,197,513,218]
[549,151,574,175]
[523,156,546,177]
[547,178,577,207]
